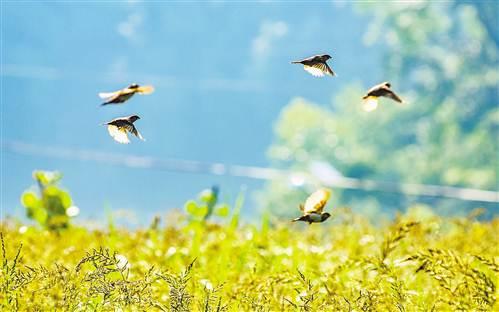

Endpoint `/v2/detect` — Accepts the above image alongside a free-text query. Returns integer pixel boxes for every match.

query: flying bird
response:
[98,83,154,106]
[291,54,336,77]
[103,115,145,144]
[292,188,332,224]
[362,82,403,111]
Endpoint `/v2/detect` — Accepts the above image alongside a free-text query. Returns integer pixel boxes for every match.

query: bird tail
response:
[137,85,154,95]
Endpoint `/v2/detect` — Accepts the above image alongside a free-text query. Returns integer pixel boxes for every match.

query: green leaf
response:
[193,205,208,218]
[58,190,72,208]
[21,191,39,208]
[31,205,48,225]
[199,189,215,203]
[33,170,62,186]
[44,185,59,196]
[214,204,230,217]
[184,200,199,215]
[33,170,49,185]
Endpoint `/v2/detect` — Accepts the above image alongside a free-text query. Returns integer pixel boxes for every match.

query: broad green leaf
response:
[192,205,208,218]
[21,191,39,208]
[199,189,215,203]
[44,185,59,196]
[214,204,230,217]
[59,190,72,208]
[184,200,199,215]
[33,170,49,186]
[31,205,47,225]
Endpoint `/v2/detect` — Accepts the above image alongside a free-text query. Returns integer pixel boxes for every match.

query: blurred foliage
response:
[20,170,78,231]
[184,186,230,222]
[1,204,497,311]
[261,0,498,216]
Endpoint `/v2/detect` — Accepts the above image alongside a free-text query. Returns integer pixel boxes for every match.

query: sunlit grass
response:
[1,206,498,311]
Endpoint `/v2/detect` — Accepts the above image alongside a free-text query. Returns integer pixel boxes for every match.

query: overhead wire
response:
[3,140,498,203]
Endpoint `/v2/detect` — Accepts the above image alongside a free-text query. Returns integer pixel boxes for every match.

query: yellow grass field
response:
[1,206,498,311]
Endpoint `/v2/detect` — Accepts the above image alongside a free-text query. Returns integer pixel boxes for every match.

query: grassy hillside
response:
[1,206,497,311]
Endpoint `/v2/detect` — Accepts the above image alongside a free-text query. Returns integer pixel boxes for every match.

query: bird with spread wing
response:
[103,115,145,144]
[362,82,403,111]
[292,188,332,224]
[99,83,154,106]
[291,54,336,77]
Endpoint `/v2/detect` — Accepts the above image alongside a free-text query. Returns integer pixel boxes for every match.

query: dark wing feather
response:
[127,124,145,141]
[292,55,321,64]
[366,83,385,96]
[382,88,403,103]
[101,90,136,105]
[323,62,336,76]
[106,118,128,127]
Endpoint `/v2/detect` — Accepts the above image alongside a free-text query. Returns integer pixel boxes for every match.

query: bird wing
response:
[303,64,326,77]
[292,55,317,63]
[303,188,331,215]
[98,90,122,100]
[365,82,392,96]
[323,63,336,76]
[303,62,335,77]
[99,87,138,103]
[136,85,154,95]
[107,125,130,144]
[128,124,145,141]
[365,83,383,96]
[383,88,403,103]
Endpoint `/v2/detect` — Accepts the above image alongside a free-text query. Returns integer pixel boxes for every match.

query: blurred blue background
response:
[2,1,497,224]
[2,2,378,222]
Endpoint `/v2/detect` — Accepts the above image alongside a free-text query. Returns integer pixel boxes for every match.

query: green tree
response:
[261,1,498,218]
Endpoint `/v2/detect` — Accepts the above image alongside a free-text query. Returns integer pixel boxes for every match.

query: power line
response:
[2,140,498,203]
[0,64,266,92]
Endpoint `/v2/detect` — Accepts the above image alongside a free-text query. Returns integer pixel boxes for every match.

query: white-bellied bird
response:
[103,115,145,144]
[99,84,154,106]
[362,82,403,111]
[292,188,332,224]
[291,54,336,77]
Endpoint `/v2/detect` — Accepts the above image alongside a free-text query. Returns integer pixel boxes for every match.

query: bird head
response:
[128,83,140,89]
[322,54,332,61]
[384,82,391,88]
[321,212,331,222]
[128,115,141,122]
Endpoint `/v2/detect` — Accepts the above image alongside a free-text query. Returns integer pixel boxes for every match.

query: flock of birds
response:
[98,53,404,224]
[99,84,153,144]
